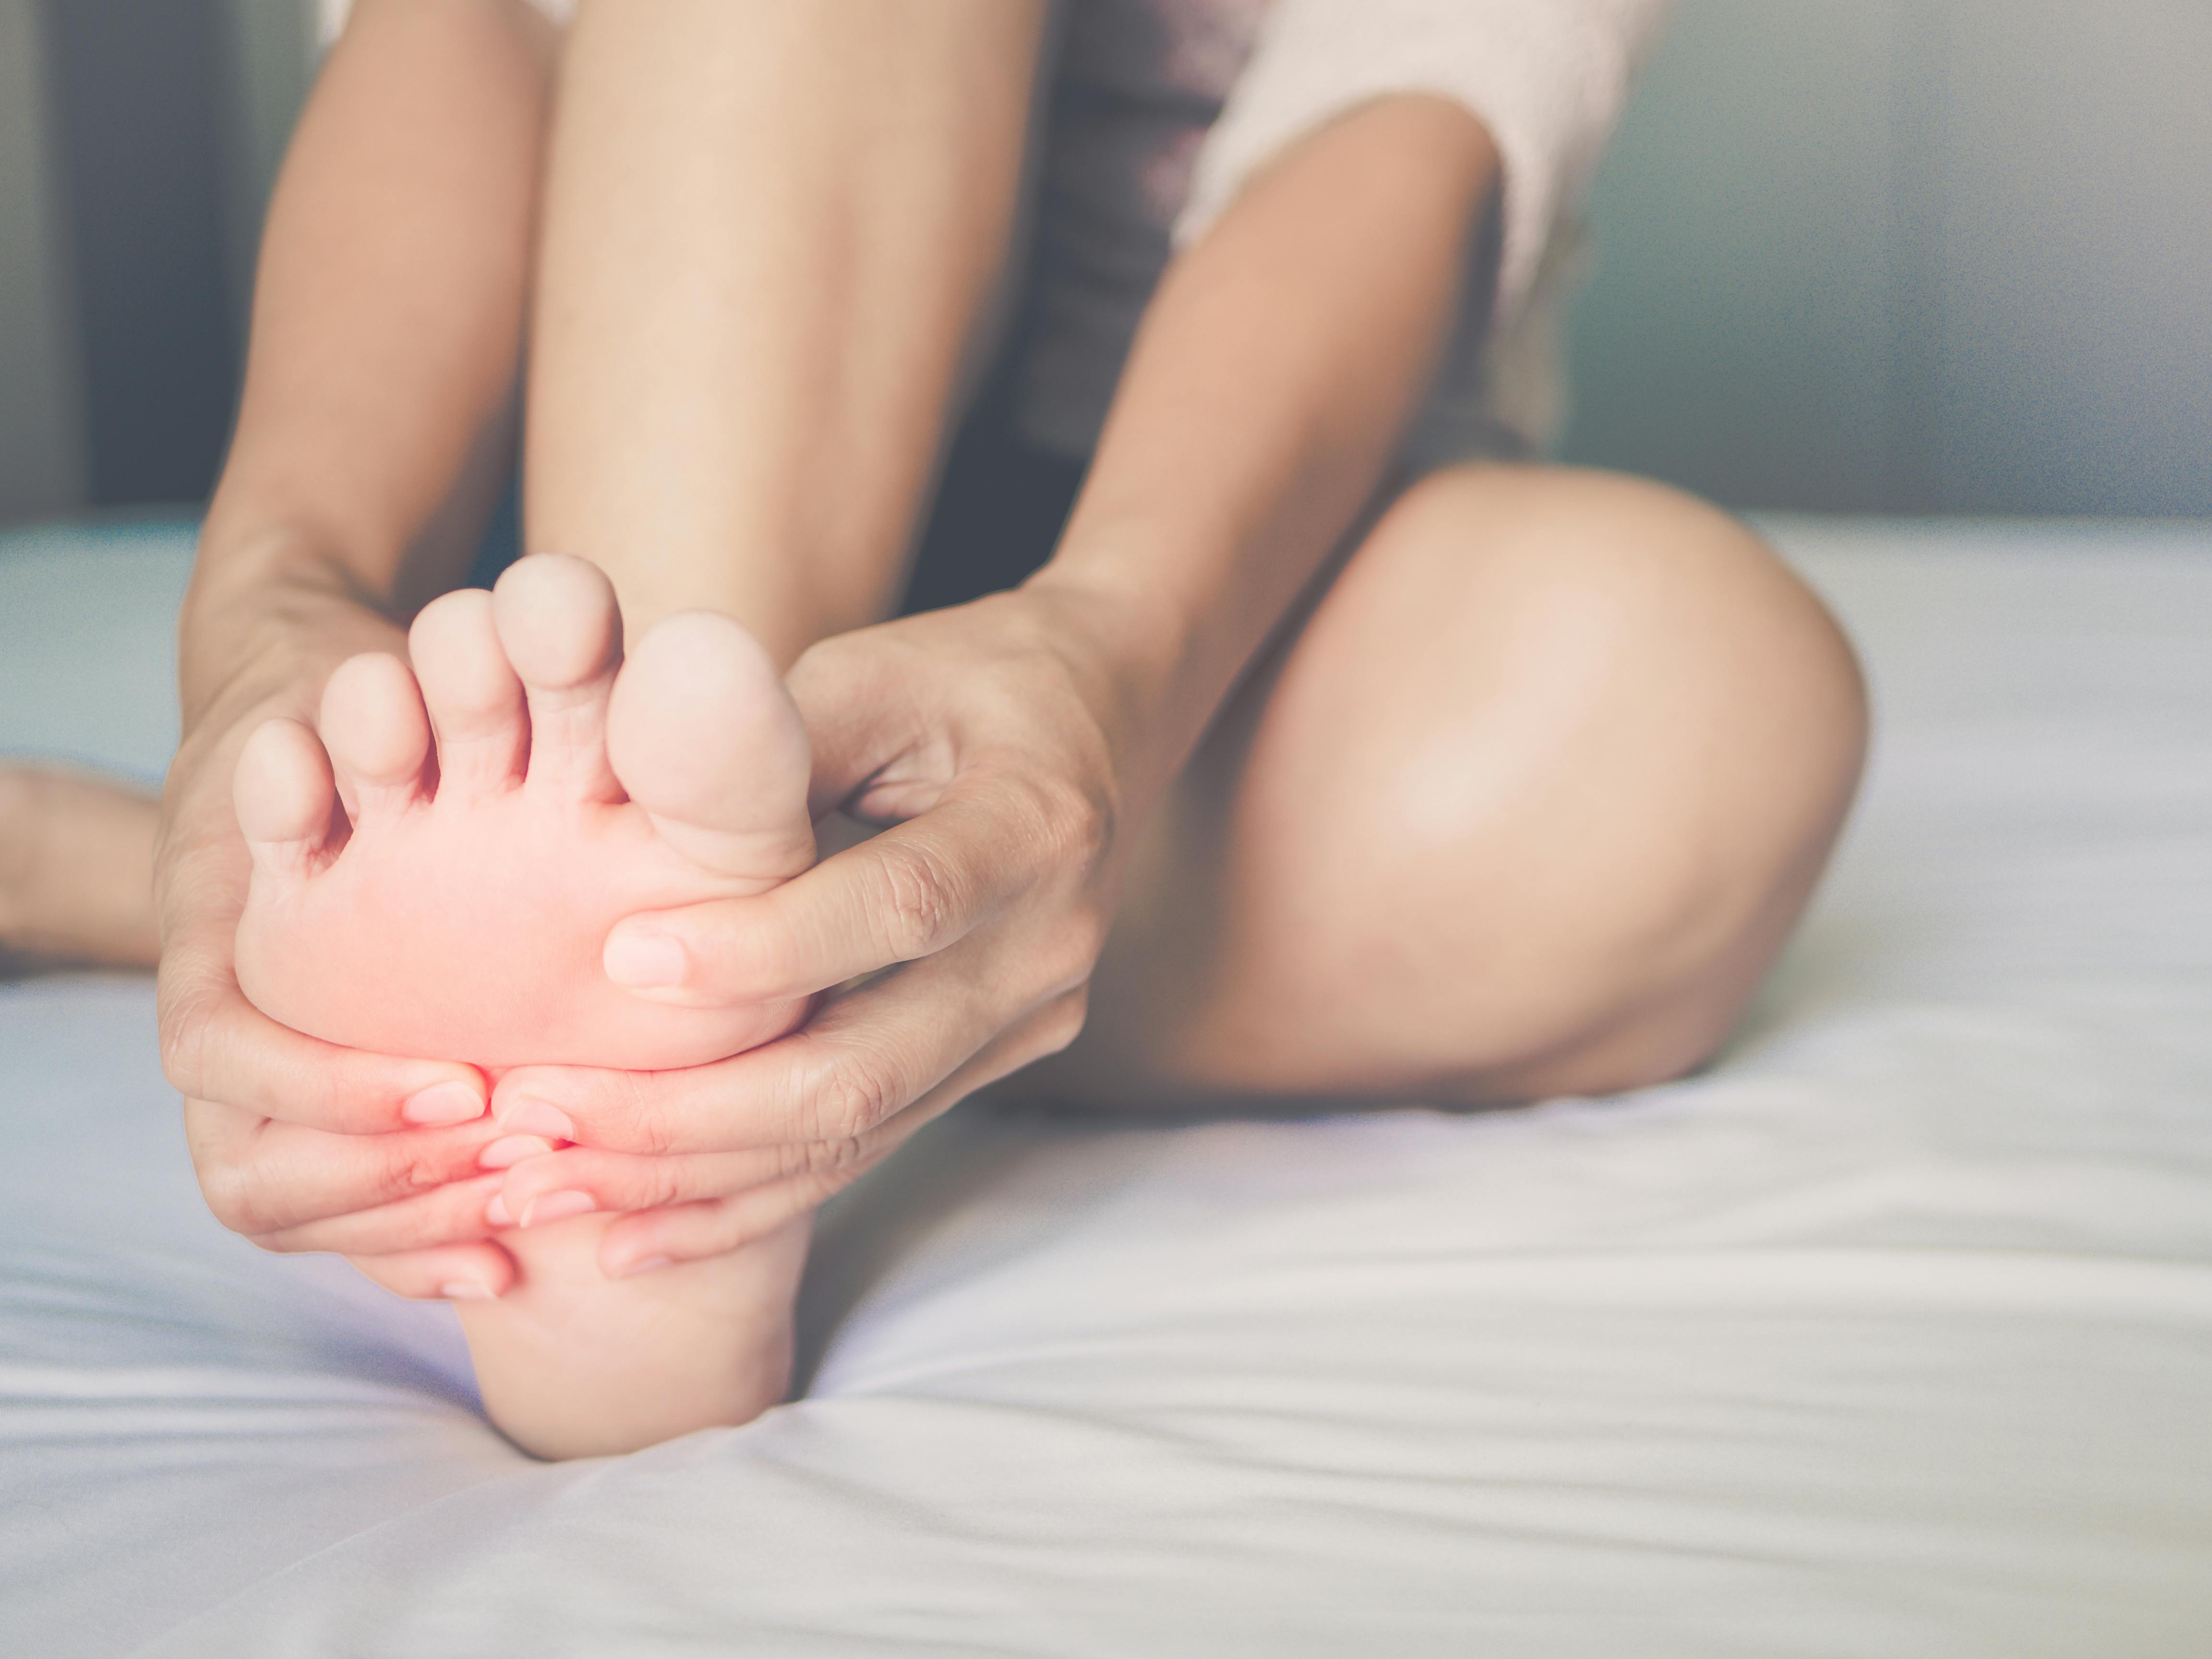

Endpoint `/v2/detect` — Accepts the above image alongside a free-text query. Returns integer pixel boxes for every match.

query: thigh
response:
[1049,463,1869,1106]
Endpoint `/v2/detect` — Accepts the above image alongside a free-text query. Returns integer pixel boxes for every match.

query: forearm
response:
[188,0,557,734]
[527,0,1046,661]
[1034,96,1499,809]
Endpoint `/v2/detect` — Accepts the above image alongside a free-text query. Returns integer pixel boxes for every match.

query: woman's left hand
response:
[482,585,1152,1276]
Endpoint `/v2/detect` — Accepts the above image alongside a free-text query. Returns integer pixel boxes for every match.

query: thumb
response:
[786,630,936,822]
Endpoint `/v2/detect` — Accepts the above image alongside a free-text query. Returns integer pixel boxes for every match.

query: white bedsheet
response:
[1,517,2207,1656]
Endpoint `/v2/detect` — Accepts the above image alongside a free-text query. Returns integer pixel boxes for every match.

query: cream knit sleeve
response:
[1174,0,1669,334]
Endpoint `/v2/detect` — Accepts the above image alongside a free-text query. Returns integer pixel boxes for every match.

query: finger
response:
[494,1135,895,1225]
[600,777,1056,1006]
[346,1244,517,1303]
[183,1094,511,1237]
[254,1172,509,1257]
[161,946,487,1134]
[496,934,1016,1154]
[594,1181,839,1280]
[590,992,1085,1277]
[783,629,922,820]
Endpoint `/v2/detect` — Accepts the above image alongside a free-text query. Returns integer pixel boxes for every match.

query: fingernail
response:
[440,1280,495,1301]
[478,1134,554,1170]
[485,1193,514,1228]
[520,1189,596,1229]
[495,1099,576,1142]
[604,929,686,989]
[401,1080,486,1126]
[612,1254,674,1280]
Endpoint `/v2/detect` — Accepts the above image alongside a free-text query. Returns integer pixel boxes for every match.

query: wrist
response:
[1018,537,1211,813]
[182,525,404,727]
[1034,507,1270,768]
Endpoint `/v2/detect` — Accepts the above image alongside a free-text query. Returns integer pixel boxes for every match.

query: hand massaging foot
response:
[232,553,818,1456]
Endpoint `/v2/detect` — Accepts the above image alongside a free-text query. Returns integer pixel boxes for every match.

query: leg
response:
[0,764,161,973]
[524,0,1045,658]
[1055,464,1868,1105]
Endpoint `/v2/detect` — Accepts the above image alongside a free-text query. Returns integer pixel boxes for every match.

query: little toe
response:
[320,653,433,824]
[410,589,526,804]
[607,611,815,883]
[235,716,338,876]
[492,553,624,803]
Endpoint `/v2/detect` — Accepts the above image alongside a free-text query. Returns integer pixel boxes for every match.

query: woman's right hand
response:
[156,555,518,1301]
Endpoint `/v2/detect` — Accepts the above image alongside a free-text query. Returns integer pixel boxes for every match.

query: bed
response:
[2,515,2207,1657]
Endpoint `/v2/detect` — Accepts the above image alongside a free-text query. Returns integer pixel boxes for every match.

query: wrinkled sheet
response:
[1,516,2208,1657]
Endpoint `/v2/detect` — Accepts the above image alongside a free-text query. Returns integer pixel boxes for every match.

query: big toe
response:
[607,611,814,883]
[493,554,624,802]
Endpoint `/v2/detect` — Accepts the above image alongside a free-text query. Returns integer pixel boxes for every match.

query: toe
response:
[320,653,433,823]
[607,611,815,883]
[410,589,527,804]
[234,717,339,876]
[492,554,624,803]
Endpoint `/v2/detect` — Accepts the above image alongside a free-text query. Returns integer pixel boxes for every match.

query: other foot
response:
[0,762,160,973]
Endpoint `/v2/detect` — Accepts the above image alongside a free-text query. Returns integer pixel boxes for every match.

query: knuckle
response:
[367,1146,447,1208]
[804,1130,875,1179]
[640,1158,688,1212]
[198,1158,272,1236]
[179,1096,235,1161]
[156,978,220,1098]
[804,1044,905,1142]
[1042,910,1109,995]
[998,742,1117,872]
[871,840,963,962]
[1035,990,1090,1058]
[617,1072,682,1158]
[1048,777,1115,873]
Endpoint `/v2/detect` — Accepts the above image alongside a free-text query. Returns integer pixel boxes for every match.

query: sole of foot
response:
[232,553,817,1071]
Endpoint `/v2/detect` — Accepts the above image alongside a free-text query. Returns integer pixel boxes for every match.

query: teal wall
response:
[1561,0,2212,515]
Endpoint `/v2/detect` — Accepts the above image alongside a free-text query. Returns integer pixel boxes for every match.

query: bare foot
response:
[0,763,161,973]
[231,553,818,1457]
[232,553,814,1068]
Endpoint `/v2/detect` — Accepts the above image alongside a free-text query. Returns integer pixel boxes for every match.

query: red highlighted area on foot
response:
[233,553,817,1071]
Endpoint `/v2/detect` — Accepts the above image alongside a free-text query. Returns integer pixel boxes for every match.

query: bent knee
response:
[1349,464,1870,845]
[1379,466,1862,702]
[1287,466,1870,1101]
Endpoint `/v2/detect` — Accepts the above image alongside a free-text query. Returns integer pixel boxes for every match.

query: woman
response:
[115,0,1864,1456]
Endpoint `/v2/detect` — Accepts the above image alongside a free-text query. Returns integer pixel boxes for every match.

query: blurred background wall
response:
[1,0,2207,530]
[1560,0,2212,516]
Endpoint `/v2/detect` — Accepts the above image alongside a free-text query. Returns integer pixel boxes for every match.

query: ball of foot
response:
[232,554,817,1071]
